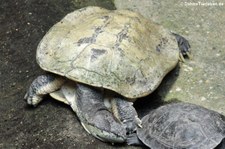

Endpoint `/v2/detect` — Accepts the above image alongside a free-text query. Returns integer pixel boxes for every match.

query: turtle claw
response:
[186,51,192,59]
[111,98,141,134]
[179,52,185,62]
[172,32,191,61]
[135,116,142,128]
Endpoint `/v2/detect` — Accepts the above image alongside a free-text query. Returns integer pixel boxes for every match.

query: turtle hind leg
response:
[111,98,142,135]
[24,74,65,106]
[74,84,127,143]
[172,33,191,61]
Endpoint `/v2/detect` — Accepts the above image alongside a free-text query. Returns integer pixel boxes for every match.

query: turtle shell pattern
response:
[36,6,179,99]
[137,102,225,149]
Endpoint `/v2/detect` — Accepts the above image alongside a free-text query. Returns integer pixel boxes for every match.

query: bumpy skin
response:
[25,74,140,143]
[111,98,141,134]
[73,84,127,142]
[127,103,225,149]
[24,74,65,106]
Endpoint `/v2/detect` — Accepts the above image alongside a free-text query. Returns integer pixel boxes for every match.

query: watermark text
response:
[181,1,224,6]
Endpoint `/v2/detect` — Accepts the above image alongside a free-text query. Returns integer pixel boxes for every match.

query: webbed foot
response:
[172,33,191,61]
[73,84,127,143]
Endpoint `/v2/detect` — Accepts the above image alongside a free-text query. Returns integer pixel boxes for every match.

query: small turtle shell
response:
[137,102,225,149]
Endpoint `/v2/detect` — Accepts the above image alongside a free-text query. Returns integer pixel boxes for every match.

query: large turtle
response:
[24,6,190,143]
[127,102,225,149]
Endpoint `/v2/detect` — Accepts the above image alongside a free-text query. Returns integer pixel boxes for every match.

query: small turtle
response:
[127,102,225,149]
[24,6,190,143]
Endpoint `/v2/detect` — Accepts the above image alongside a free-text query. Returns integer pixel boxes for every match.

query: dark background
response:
[0,0,140,148]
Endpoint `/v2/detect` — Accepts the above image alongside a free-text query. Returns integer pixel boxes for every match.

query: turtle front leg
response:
[172,33,191,61]
[24,74,65,106]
